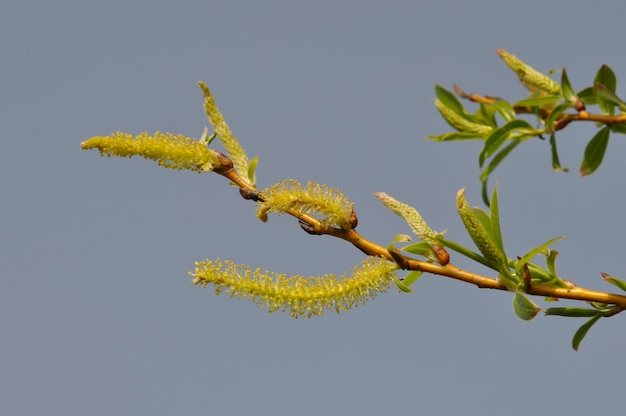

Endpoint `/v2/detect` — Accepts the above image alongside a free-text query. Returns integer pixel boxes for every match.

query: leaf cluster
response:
[430,50,626,204]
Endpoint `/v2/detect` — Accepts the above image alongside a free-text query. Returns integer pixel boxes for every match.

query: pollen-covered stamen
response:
[81,131,220,173]
[189,257,398,318]
[257,179,355,230]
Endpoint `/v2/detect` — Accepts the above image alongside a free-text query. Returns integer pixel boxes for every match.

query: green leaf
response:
[602,272,626,292]
[545,307,602,317]
[545,250,560,278]
[595,82,626,112]
[489,187,505,255]
[490,100,516,123]
[401,241,438,263]
[480,139,522,205]
[438,238,492,269]
[580,126,611,176]
[513,293,540,320]
[472,207,492,235]
[549,133,569,172]
[479,103,498,128]
[545,103,573,133]
[391,274,414,293]
[572,313,603,351]
[247,156,259,184]
[610,124,626,134]
[577,87,596,105]
[428,132,488,141]
[594,65,617,115]
[480,119,534,167]
[560,68,576,103]
[435,85,465,115]
[515,237,565,276]
[514,95,562,107]
[402,270,423,287]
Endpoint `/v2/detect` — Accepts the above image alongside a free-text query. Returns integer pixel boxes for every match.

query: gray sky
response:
[3,1,626,414]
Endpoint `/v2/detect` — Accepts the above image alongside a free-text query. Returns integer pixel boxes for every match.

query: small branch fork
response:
[213,156,626,310]
[452,84,626,132]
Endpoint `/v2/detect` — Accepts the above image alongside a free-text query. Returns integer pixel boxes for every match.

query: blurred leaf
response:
[490,100,516,123]
[549,133,569,172]
[480,119,534,167]
[402,270,423,287]
[595,82,626,112]
[577,87,597,105]
[435,85,465,115]
[560,68,576,103]
[480,103,498,128]
[610,124,626,134]
[545,307,602,317]
[580,126,610,176]
[572,313,603,351]
[515,95,562,107]
[428,132,488,141]
[480,139,522,205]
[594,65,617,115]
[513,293,540,320]
[545,103,572,133]
[602,272,626,292]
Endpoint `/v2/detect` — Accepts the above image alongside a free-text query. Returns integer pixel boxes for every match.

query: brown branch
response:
[215,156,626,310]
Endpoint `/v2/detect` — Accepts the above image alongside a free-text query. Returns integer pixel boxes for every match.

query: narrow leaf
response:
[580,126,610,176]
[480,139,522,205]
[438,238,492,269]
[427,132,488,141]
[514,95,562,107]
[545,307,602,317]
[594,65,617,115]
[549,133,568,172]
[435,85,465,115]
[572,313,603,351]
[480,120,534,167]
[402,270,423,287]
[602,272,626,292]
[515,237,565,276]
[560,68,576,103]
[489,186,505,255]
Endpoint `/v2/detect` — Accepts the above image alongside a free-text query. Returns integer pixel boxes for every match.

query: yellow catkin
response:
[257,179,355,229]
[81,132,217,172]
[189,257,398,318]
[198,82,254,185]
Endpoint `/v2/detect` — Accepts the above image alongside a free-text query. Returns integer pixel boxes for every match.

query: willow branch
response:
[215,156,626,310]
[453,83,626,132]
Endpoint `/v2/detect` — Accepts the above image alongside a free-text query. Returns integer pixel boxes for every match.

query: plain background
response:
[3,1,626,414]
